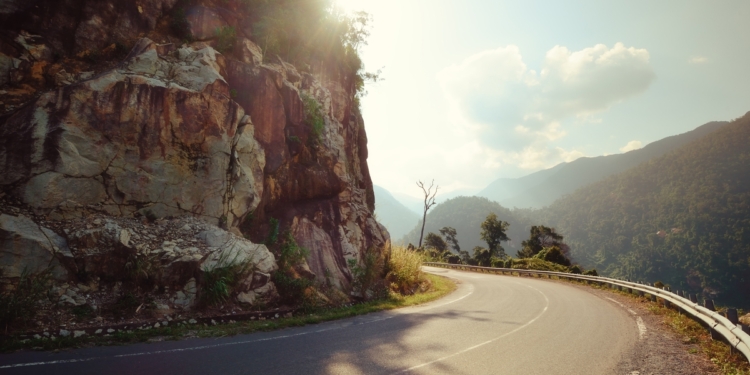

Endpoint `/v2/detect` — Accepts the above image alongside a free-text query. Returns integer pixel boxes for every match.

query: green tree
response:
[534,246,571,266]
[517,225,567,259]
[424,232,448,251]
[439,226,460,253]
[472,246,492,267]
[480,213,510,258]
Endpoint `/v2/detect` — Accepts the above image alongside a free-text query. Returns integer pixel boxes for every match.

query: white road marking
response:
[636,317,647,340]
[605,297,647,340]
[0,276,475,369]
[391,282,550,374]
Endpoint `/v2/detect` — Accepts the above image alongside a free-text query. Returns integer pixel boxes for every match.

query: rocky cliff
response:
[0,0,388,320]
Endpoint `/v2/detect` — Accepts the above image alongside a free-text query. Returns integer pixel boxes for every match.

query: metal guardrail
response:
[424,262,750,363]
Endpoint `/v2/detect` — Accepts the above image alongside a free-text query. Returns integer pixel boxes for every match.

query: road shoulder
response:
[557,280,720,375]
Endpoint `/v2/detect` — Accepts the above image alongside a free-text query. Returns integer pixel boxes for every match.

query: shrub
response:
[584,269,598,277]
[215,26,236,54]
[490,257,506,268]
[654,280,665,289]
[386,246,424,295]
[510,258,570,272]
[349,247,386,300]
[125,252,160,286]
[265,217,280,245]
[446,254,460,264]
[272,231,313,306]
[0,268,52,331]
[569,265,582,274]
[533,246,571,267]
[170,1,193,42]
[302,93,325,144]
[200,251,252,306]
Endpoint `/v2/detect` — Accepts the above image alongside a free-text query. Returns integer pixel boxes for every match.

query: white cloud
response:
[689,56,708,64]
[437,43,654,170]
[619,140,643,152]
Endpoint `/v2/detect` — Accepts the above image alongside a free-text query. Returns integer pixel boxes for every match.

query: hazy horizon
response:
[340,0,750,200]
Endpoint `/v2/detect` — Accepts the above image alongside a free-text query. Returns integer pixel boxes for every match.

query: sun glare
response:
[334,0,366,14]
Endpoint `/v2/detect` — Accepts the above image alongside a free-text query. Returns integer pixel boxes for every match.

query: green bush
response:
[272,230,313,306]
[0,268,52,330]
[569,265,582,274]
[533,246,571,267]
[215,26,237,54]
[510,258,570,272]
[490,257,506,268]
[200,251,252,306]
[349,247,386,300]
[265,217,280,245]
[584,269,599,276]
[302,93,325,144]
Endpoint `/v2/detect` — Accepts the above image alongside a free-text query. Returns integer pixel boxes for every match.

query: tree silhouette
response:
[416,180,438,248]
[480,213,509,258]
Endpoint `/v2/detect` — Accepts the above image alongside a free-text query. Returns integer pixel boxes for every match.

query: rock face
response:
[0,38,264,228]
[0,1,388,296]
[0,213,72,281]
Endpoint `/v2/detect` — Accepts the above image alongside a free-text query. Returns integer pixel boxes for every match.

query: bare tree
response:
[416,180,439,248]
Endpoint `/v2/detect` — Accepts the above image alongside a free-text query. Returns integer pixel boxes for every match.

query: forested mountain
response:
[533,112,750,307]
[478,120,729,208]
[374,185,420,240]
[398,196,535,254]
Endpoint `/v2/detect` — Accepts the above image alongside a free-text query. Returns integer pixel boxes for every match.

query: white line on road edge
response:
[391,282,551,374]
[0,280,475,369]
[606,297,647,340]
[636,317,647,340]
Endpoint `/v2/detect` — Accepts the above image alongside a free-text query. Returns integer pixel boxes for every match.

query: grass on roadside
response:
[0,273,456,353]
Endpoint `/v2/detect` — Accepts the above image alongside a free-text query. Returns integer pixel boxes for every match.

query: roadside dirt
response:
[560,280,720,375]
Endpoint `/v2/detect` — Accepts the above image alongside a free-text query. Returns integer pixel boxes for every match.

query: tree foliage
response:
[531,112,750,307]
[517,225,568,258]
[424,232,448,251]
[480,213,510,258]
[439,226,460,253]
[399,196,534,255]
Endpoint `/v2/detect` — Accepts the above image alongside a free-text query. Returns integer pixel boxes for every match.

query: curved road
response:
[1,267,640,374]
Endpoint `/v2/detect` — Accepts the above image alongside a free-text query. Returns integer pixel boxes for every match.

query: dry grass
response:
[386,246,425,295]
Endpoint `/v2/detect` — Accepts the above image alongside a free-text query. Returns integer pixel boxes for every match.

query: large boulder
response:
[0,38,264,229]
[0,214,73,281]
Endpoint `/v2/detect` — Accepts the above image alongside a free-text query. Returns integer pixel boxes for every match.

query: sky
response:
[336,0,750,201]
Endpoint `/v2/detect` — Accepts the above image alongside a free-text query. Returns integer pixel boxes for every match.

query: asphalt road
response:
[0,267,639,374]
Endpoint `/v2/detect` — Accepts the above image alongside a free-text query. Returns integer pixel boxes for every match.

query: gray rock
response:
[0,214,72,281]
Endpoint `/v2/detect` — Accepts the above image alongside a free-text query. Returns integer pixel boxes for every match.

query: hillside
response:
[535,112,750,307]
[374,185,420,240]
[478,120,728,208]
[399,196,535,254]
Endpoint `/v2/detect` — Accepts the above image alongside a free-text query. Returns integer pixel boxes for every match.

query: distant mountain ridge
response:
[533,112,750,307]
[477,120,729,208]
[373,185,421,241]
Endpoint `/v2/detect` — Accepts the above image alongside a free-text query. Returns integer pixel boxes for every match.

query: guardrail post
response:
[727,308,739,325]
[704,299,715,312]
[689,294,698,303]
